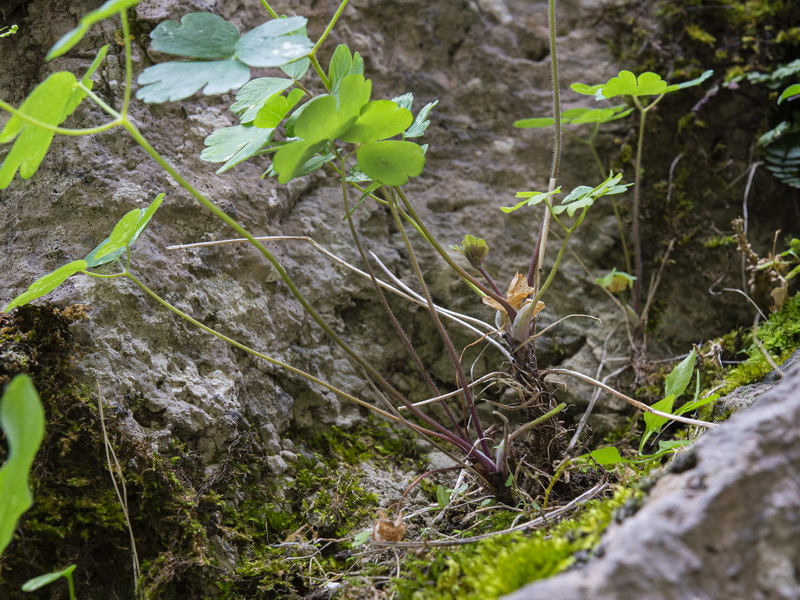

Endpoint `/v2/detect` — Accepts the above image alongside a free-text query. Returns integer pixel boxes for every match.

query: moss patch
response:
[392,486,636,600]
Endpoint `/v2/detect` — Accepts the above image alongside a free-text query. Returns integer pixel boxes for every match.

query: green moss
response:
[393,487,637,600]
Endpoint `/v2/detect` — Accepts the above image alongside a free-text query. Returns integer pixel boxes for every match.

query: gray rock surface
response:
[502,362,800,600]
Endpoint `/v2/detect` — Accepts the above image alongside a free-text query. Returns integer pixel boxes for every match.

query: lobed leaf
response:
[595,268,636,293]
[4,261,88,312]
[272,139,328,183]
[356,140,425,186]
[150,12,239,59]
[230,77,294,124]
[0,72,88,189]
[47,0,140,60]
[136,59,250,103]
[328,44,364,94]
[253,88,304,129]
[570,82,603,96]
[0,375,45,556]
[235,16,311,67]
[201,125,275,173]
[341,100,413,144]
[501,189,561,214]
[600,71,669,98]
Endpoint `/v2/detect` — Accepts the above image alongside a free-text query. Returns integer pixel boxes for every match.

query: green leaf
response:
[4,261,87,312]
[281,58,310,80]
[676,393,719,417]
[601,70,669,98]
[22,565,77,592]
[84,194,165,267]
[570,82,604,96]
[235,16,311,67]
[566,105,633,124]
[786,264,800,281]
[588,446,624,465]
[555,173,631,217]
[0,375,44,556]
[502,188,561,213]
[341,100,413,144]
[230,77,294,124]
[272,139,328,183]
[599,69,713,99]
[136,59,250,103]
[392,93,414,111]
[436,485,450,509]
[404,100,438,138]
[352,529,372,547]
[666,69,714,92]
[779,84,800,104]
[356,140,425,186]
[664,349,697,398]
[595,268,636,293]
[336,74,373,124]
[149,12,240,59]
[640,394,676,452]
[253,89,304,129]
[0,72,88,189]
[46,0,140,60]
[328,44,364,93]
[200,125,274,173]
[513,117,555,128]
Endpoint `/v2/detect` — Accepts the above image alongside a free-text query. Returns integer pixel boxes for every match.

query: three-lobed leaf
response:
[137,13,311,103]
[230,77,294,124]
[0,375,45,556]
[404,100,438,138]
[340,100,413,144]
[201,125,275,173]
[502,188,561,214]
[150,12,239,59]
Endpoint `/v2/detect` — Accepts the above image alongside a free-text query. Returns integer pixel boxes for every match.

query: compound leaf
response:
[230,77,294,123]
[0,375,45,556]
[235,16,311,67]
[201,125,274,172]
[47,0,140,60]
[136,59,250,103]
[356,140,425,186]
[341,100,413,144]
[0,72,87,189]
[4,260,88,312]
[150,12,239,59]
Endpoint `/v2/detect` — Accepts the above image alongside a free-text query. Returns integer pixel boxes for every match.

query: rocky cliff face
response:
[0,0,631,463]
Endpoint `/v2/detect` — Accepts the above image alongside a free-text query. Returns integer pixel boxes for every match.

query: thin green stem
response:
[631,97,647,314]
[0,99,120,135]
[548,0,562,181]
[394,187,518,320]
[311,0,350,55]
[309,54,330,90]
[259,0,280,18]
[533,209,588,304]
[79,83,122,119]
